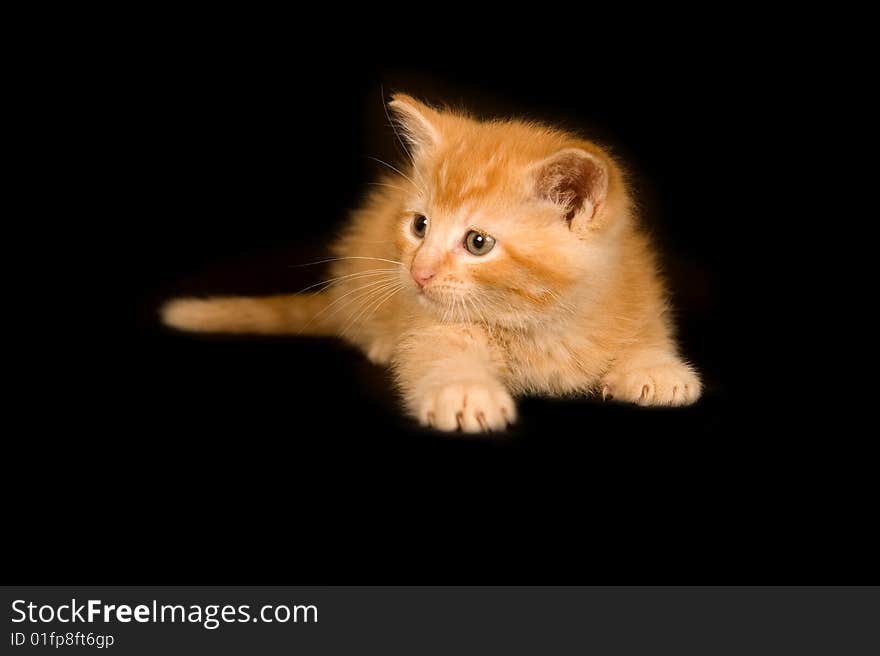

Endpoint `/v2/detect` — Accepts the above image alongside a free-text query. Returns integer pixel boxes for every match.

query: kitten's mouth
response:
[416,286,461,310]
[415,286,449,308]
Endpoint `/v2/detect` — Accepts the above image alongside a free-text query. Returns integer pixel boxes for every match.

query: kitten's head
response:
[387,94,631,327]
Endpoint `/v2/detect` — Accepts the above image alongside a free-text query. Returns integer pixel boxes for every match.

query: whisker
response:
[338,280,402,337]
[464,295,478,326]
[364,285,403,324]
[381,86,430,193]
[295,268,400,295]
[296,277,400,335]
[290,256,405,268]
[382,87,415,165]
[342,283,403,338]
[367,156,423,192]
[367,181,409,193]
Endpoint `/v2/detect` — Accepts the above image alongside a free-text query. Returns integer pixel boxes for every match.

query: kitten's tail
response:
[160,293,337,336]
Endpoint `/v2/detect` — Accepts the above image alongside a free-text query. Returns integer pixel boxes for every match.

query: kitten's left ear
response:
[388,93,443,155]
[532,148,609,233]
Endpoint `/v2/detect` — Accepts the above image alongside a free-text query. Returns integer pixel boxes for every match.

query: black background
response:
[8,15,873,585]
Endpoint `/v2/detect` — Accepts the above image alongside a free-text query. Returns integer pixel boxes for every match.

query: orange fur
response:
[162,94,701,431]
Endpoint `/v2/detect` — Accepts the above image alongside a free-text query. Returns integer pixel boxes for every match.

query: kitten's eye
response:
[412,214,428,238]
[464,230,496,256]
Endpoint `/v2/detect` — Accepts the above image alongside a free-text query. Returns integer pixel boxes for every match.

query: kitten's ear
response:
[387,93,443,154]
[532,148,609,232]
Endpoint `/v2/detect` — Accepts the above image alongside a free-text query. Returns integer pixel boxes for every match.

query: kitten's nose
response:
[411,266,436,288]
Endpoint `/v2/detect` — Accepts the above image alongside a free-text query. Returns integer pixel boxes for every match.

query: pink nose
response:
[411,267,436,288]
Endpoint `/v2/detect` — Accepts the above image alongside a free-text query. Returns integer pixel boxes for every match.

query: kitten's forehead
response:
[427,138,523,211]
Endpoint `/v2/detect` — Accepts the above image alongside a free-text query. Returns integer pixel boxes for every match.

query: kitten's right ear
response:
[387,93,443,155]
[531,147,609,234]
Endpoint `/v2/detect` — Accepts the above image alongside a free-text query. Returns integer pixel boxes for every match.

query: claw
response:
[476,411,489,432]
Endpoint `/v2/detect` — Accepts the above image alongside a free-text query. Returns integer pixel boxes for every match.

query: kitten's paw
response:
[417,381,516,433]
[602,362,701,406]
[366,339,395,365]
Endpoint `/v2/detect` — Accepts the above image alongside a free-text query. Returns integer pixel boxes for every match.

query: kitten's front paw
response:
[417,381,516,433]
[602,362,702,406]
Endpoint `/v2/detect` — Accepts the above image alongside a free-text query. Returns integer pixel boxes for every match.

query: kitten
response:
[162,94,701,432]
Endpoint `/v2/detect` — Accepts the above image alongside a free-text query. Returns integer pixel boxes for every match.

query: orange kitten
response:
[162,94,701,432]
